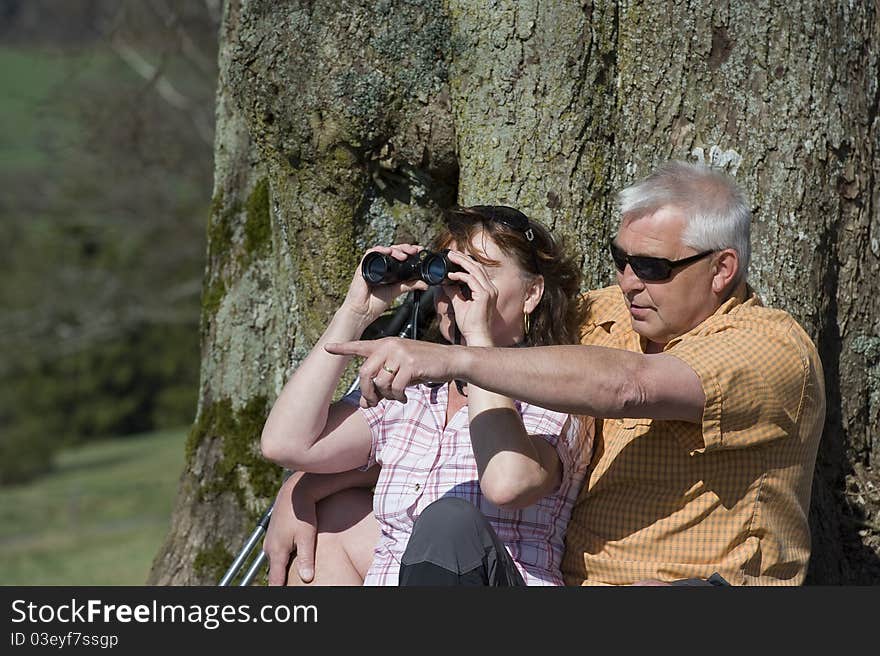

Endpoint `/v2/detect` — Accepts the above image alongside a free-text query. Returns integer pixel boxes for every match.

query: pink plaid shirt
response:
[343,383,592,586]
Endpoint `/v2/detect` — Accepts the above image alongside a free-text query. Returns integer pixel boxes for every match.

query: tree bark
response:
[150,0,880,585]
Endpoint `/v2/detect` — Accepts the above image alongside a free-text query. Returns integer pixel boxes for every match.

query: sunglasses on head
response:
[452,205,540,272]
[466,205,535,242]
[609,240,714,282]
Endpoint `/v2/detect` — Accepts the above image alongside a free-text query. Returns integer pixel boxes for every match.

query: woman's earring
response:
[524,311,531,336]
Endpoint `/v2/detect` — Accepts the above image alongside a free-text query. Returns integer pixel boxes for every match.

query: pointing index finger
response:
[324,340,374,357]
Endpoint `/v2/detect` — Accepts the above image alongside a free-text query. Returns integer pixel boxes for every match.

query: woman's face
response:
[434,231,538,346]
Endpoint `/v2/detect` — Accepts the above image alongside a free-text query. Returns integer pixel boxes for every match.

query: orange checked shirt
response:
[561,285,825,586]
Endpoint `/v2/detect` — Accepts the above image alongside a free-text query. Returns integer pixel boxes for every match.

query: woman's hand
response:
[263,468,381,585]
[340,244,428,326]
[264,472,318,585]
[442,250,497,346]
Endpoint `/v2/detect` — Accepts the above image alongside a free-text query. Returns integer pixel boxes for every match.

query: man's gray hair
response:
[617,160,751,282]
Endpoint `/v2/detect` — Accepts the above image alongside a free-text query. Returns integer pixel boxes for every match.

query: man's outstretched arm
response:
[325,338,705,422]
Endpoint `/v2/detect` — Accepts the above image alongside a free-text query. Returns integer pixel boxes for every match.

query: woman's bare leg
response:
[287,488,378,585]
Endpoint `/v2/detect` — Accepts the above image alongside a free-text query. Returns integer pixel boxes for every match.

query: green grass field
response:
[0,429,186,585]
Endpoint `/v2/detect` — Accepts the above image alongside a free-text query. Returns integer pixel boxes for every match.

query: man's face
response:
[613,206,720,349]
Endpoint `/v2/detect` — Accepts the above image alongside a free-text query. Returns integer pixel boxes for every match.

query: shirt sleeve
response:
[340,389,388,469]
[557,414,594,486]
[517,402,568,448]
[517,404,592,491]
[666,317,812,453]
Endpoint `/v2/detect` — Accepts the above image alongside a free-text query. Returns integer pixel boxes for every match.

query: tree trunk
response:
[150,0,880,585]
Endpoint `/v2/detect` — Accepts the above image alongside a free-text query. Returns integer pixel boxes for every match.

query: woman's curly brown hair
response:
[432,205,587,347]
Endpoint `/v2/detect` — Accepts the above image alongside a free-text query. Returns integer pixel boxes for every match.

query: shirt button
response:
[413,483,421,491]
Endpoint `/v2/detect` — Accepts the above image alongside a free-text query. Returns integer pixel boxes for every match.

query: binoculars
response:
[361,249,464,287]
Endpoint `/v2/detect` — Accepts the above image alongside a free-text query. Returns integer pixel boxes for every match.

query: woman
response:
[260,205,591,585]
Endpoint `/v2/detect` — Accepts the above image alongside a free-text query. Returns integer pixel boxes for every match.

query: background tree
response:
[150,0,880,584]
[0,0,218,483]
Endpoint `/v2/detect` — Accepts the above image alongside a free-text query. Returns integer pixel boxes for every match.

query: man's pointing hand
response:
[325,337,459,407]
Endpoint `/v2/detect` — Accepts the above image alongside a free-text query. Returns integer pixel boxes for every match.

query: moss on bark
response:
[192,540,233,583]
[242,177,272,264]
[185,396,283,520]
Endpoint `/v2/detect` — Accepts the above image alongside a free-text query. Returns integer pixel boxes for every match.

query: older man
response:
[268,161,825,585]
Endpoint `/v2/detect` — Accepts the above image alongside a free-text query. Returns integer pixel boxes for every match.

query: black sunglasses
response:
[609,241,714,282]
[466,205,535,242]
[452,205,540,272]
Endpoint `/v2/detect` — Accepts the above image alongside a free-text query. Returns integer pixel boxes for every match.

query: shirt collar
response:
[664,281,758,349]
